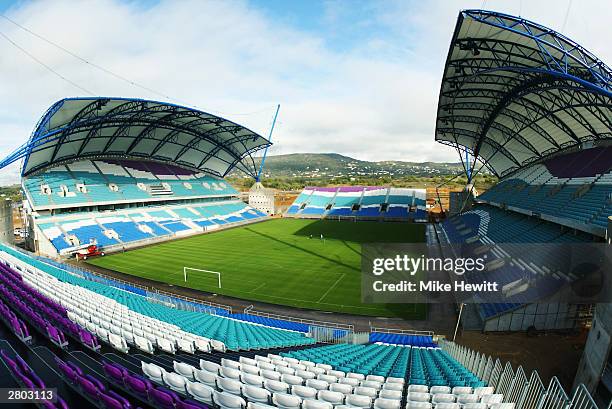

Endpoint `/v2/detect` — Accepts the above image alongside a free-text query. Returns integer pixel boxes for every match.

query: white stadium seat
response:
[375,397,402,409]
[164,372,187,393]
[194,369,217,387]
[474,387,495,397]
[264,379,290,394]
[220,367,242,380]
[272,393,302,409]
[405,402,433,409]
[241,373,265,387]
[347,373,366,380]
[187,381,214,404]
[292,385,318,400]
[174,361,196,380]
[200,360,221,375]
[141,361,165,384]
[382,382,404,391]
[366,375,385,383]
[213,390,247,409]
[434,403,460,409]
[457,394,480,404]
[108,333,129,353]
[302,399,333,409]
[317,374,338,384]
[379,389,402,400]
[355,386,378,398]
[281,374,304,387]
[317,390,345,405]
[430,386,451,394]
[306,379,330,391]
[407,392,430,402]
[247,402,275,409]
[346,394,373,408]
[453,386,473,395]
[339,377,361,387]
[222,358,241,370]
[432,393,456,403]
[217,377,243,395]
[242,384,271,404]
[481,394,504,405]
[463,403,487,409]
[261,370,282,381]
[408,385,429,393]
[330,383,353,394]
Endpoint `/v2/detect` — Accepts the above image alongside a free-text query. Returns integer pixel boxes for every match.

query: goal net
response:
[183,267,222,289]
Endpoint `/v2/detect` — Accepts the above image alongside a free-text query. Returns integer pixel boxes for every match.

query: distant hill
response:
[232,153,465,178]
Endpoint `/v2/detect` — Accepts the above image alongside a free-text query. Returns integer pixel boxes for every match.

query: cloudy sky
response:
[0,0,610,184]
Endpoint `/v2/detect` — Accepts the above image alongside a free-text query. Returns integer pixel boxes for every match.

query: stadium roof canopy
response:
[0,97,271,178]
[436,10,612,177]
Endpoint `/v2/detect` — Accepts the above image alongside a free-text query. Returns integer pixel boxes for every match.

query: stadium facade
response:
[0,97,271,257]
[434,10,611,404]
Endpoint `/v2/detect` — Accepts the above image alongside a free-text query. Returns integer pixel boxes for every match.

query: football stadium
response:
[0,6,609,409]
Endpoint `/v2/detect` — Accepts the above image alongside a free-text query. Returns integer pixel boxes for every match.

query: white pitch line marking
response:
[317,273,346,303]
[249,282,266,293]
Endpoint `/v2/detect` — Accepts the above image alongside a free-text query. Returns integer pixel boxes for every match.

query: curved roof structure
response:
[1,97,271,178]
[436,10,612,177]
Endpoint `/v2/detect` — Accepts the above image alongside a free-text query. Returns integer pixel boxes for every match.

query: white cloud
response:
[0,0,609,185]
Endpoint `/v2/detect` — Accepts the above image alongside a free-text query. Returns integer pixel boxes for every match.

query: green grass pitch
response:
[87,218,427,319]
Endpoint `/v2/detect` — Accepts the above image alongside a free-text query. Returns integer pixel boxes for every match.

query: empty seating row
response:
[478,146,612,231]
[0,244,315,352]
[55,355,206,409]
[24,159,239,208]
[37,200,267,253]
[280,344,410,378]
[0,260,95,350]
[439,204,593,319]
[287,186,426,220]
[143,358,404,409]
[370,333,436,348]
[19,264,218,356]
[1,349,69,409]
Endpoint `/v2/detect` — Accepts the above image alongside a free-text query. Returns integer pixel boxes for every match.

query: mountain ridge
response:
[236,153,465,178]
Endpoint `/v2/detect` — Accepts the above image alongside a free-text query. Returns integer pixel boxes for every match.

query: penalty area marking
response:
[248,282,267,293]
[317,273,346,303]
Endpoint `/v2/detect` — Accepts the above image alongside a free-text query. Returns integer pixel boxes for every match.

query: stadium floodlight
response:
[183,267,222,289]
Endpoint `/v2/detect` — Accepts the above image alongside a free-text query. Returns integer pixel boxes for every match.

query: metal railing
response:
[151,288,232,314]
[369,326,434,336]
[243,306,354,332]
[440,339,600,409]
[6,244,234,315]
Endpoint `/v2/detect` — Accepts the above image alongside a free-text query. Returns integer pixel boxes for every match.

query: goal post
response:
[183,267,222,289]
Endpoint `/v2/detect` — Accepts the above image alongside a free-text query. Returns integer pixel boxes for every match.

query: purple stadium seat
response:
[57,359,79,384]
[77,375,100,399]
[46,325,68,347]
[79,329,100,350]
[103,361,128,384]
[100,390,132,409]
[86,373,106,391]
[177,399,209,409]
[150,387,179,409]
[125,374,152,398]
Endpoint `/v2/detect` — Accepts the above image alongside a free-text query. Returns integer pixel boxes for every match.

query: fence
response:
[9,245,234,315]
[308,326,368,344]
[440,340,600,409]
[149,288,232,314]
[370,326,434,336]
[244,305,354,332]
